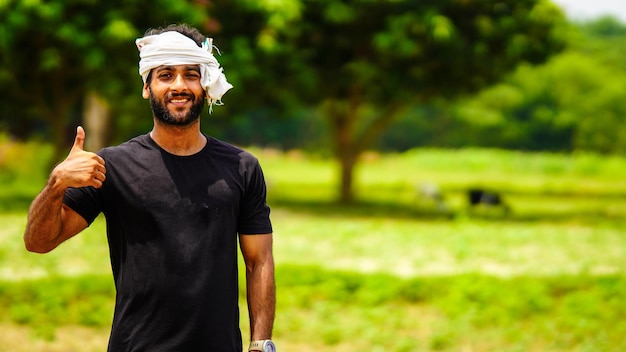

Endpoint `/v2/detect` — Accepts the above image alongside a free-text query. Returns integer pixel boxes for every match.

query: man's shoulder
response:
[98,134,154,159]
[207,137,258,162]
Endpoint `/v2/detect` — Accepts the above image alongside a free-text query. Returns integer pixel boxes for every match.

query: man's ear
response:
[142,82,150,99]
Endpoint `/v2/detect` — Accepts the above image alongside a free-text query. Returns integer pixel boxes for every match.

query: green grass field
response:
[1,142,625,351]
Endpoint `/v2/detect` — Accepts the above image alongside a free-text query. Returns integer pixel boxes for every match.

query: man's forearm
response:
[24,177,66,253]
[247,259,276,340]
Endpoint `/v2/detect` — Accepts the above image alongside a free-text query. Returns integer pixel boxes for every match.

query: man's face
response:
[143,65,206,126]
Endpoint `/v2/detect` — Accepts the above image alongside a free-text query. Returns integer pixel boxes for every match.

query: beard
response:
[149,87,205,127]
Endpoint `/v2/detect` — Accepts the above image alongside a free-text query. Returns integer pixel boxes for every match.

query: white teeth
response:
[170,99,188,103]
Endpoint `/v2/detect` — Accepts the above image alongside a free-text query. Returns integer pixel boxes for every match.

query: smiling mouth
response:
[167,93,194,105]
[170,96,191,104]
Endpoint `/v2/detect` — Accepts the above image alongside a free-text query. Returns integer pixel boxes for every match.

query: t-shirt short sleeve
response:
[63,186,102,225]
[237,157,273,235]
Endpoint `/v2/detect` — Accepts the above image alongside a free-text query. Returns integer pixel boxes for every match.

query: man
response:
[23,24,276,352]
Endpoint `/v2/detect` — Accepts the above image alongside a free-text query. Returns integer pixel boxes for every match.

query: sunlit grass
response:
[272,208,625,277]
[0,215,110,280]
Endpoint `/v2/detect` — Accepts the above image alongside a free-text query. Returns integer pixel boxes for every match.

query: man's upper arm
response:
[59,203,90,243]
[240,233,274,266]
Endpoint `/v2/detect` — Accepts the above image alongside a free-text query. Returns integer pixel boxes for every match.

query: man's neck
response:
[150,121,207,156]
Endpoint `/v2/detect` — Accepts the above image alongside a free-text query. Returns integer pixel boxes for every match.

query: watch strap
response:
[249,340,270,351]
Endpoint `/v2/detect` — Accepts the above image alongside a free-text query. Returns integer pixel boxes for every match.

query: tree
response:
[451,16,626,154]
[251,0,567,202]
[1,0,568,203]
[0,0,306,160]
[0,0,210,162]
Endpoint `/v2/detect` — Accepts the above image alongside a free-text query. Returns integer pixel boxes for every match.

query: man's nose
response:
[171,74,187,90]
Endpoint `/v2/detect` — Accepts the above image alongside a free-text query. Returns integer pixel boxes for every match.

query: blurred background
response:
[1,0,625,351]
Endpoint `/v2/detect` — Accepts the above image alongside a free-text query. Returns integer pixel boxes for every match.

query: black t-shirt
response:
[64,134,272,351]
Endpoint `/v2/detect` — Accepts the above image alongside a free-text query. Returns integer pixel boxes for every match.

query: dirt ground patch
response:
[0,324,321,352]
[0,324,110,352]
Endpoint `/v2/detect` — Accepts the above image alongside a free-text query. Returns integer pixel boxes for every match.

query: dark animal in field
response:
[467,188,511,213]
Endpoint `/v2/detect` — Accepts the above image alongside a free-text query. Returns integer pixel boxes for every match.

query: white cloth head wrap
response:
[136,31,233,111]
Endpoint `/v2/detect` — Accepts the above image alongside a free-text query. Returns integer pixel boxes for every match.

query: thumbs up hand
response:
[52,126,107,189]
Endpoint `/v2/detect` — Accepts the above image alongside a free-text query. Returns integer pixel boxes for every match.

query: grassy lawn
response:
[1,146,625,351]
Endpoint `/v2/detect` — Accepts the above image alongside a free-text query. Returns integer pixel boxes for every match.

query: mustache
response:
[166,92,195,100]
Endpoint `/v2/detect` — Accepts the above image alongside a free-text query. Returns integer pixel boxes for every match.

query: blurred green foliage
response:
[0,133,53,211]
[1,269,624,349]
[0,0,211,162]
[0,275,114,339]
[444,16,626,154]
[0,0,568,201]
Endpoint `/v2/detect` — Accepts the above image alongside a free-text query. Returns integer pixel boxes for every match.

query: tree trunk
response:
[338,151,357,203]
[328,99,407,203]
[83,91,111,152]
[50,114,67,167]
[43,102,72,169]
[326,99,359,203]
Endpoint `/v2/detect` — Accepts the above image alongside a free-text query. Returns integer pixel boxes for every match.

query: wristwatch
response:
[248,339,276,352]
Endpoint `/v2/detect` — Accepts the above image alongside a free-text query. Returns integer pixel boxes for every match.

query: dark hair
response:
[144,23,205,46]
[142,24,206,83]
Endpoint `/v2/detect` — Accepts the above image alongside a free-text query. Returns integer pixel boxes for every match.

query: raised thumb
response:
[71,126,86,152]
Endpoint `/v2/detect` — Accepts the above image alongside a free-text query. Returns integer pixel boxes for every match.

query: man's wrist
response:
[249,339,276,352]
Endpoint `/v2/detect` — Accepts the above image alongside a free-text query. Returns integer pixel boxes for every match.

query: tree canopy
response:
[0,0,213,160]
[253,0,567,201]
[444,16,626,154]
